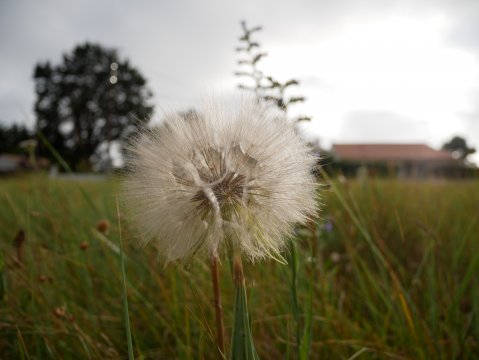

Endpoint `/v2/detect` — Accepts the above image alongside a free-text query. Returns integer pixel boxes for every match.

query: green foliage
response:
[0,124,31,154]
[33,42,154,170]
[442,136,476,160]
[0,176,478,358]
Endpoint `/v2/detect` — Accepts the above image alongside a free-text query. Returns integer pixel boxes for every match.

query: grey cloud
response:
[339,110,430,143]
[1,0,479,138]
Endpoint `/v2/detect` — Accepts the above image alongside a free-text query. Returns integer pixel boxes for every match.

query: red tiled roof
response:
[331,144,454,161]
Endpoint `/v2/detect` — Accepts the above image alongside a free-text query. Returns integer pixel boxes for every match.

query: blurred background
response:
[1,0,478,175]
[1,2,479,359]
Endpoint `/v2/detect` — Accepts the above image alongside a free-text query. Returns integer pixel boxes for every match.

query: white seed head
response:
[123,99,318,264]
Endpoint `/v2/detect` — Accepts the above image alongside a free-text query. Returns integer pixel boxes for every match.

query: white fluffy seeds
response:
[123,100,317,264]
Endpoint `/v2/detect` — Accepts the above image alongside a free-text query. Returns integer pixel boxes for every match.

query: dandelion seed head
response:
[123,99,318,264]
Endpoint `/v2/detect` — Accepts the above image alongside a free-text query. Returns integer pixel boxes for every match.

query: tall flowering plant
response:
[123,99,317,358]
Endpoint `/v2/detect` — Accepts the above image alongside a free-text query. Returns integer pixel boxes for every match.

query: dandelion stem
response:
[210,255,225,356]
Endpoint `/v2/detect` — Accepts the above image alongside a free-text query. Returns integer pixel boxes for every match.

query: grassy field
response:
[0,175,478,359]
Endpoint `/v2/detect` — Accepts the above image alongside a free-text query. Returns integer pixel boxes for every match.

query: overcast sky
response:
[1,0,479,163]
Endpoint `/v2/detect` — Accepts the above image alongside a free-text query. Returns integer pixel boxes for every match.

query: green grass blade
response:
[299,274,313,360]
[288,240,301,355]
[230,276,259,360]
[0,249,5,302]
[117,198,134,360]
[319,168,388,269]
[299,243,314,360]
[16,326,30,360]
[37,131,72,173]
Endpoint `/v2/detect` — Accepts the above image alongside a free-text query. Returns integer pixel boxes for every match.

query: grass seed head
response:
[96,220,110,235]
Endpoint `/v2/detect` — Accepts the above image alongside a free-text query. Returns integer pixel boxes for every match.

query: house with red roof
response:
[330,144,465,178]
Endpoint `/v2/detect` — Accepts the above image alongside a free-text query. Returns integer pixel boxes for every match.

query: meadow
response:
[0,175,478,359]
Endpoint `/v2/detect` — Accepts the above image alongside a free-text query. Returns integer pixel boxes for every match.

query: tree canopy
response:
[442,136,476,160]
[33,42,153,170]
[0,124,31,154]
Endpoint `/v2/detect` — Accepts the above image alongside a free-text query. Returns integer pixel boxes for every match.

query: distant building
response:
[330,144,465,178]
[0,155,19,173]
[0,153,50,174]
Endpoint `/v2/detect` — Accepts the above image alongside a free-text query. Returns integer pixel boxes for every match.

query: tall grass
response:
[0,174,477,359]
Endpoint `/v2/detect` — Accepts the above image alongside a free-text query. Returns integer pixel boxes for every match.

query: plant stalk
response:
[210,255,225,356]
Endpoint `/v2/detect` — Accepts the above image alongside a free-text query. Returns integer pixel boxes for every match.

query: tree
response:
[235,20,311,122]
[442,136,476,160]
[33,42,153,170]
[0,124,31,154]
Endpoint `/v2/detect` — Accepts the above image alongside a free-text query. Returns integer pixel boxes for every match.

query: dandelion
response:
[123,99,317,263]
[123,99,318,357]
